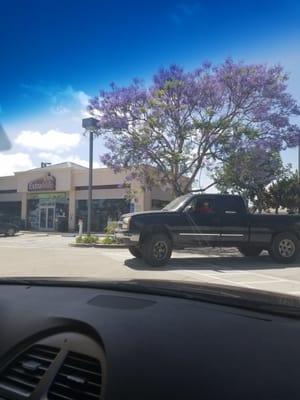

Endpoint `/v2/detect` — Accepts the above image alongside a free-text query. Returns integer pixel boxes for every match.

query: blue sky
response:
[0,0,299,180]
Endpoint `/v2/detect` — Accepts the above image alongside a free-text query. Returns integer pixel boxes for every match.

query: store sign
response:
[28,174,56,192]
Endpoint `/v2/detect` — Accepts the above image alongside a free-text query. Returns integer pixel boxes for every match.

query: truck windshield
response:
[162,194,192,211]
[0,0,300,306]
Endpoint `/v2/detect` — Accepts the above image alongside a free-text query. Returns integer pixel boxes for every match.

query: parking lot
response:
[1,233,300,296]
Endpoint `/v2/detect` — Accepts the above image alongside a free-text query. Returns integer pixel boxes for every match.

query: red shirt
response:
[198,206,214,215]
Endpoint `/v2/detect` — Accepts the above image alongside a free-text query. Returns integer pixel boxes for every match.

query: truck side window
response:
[196,199,215,215]
[191,197,216,215]
[221,197,244,214]
[184,198,197,213]
[185,197,216,215]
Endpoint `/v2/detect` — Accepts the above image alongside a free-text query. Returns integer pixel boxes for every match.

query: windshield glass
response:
[162,194,192,211]
[0,0,300,307]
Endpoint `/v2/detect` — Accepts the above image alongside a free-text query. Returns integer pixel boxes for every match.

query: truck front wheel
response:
[269,232,299,264]
[128,246,142,259]
[238,246,264,257]
[142,233,172,267]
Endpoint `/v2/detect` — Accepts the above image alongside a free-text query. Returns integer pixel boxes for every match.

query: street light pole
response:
[87,130,94,235]
[298,134,300,183]
[298,134,300,214]
[82,117,99,235]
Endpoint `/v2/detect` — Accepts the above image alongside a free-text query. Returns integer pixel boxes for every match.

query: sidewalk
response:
[19,230,106,237]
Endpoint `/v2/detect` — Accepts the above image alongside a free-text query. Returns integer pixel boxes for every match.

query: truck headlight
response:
[122,216,131,230]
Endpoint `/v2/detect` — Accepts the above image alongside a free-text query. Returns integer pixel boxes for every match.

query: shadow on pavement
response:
[124,254,300,272]
[0,234,22,238]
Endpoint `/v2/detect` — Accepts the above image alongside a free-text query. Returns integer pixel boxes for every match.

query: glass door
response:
[47,207,55,230]
[39,206,55,230]
[39,207,47,229]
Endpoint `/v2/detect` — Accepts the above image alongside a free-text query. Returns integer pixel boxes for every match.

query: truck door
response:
[180,196,222,245]
[217,196,249,244]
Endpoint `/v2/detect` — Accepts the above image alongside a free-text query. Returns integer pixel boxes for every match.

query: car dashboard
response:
[0,281,299,399]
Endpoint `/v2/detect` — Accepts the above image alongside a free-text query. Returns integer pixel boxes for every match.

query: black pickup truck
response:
[116,193,300,266]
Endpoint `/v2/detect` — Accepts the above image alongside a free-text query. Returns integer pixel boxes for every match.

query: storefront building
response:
[0,162,173,232]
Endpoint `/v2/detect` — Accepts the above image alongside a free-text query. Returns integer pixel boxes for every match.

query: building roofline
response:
[14,162,88,174]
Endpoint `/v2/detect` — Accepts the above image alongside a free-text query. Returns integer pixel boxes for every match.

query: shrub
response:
[83,235,99,244]
[76,236,83,244]
[101,236,116,245]
[104,221,118,235]
[76,235,99,244]
[100,221,122,245]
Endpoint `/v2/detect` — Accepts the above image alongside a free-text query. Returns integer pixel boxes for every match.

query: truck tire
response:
[269,232,299,264]
[128,246,142,259]
[238,246,264,257]
[142,233,172,267]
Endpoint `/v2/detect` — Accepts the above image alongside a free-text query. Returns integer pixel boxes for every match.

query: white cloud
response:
[50,105,71,115]
[15,129,81,152]
[74,90,90,108]
[38,152,102,169]
[21,83,91,118]
[70,157,102,169]
[37,152,65,165]
[52,86,90,115]
[0,153,35,176]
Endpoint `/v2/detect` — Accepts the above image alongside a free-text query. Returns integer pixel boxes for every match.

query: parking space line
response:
[174,270,257,286]
[237,279,287,284]
[232,270,300,285]
[181,261,300,284]
[177,266,283,279]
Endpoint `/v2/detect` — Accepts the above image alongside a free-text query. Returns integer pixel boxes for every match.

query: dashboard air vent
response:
[48,351,102,400]
[0,344,59,399]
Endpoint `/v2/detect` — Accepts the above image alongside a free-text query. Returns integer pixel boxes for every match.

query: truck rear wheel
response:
[238,246,264,257]
[142,233,172,267]
[128,246,142,259]
[269,232,299,264]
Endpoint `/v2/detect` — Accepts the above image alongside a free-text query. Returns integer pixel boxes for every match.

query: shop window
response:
[0,202,22,226]
[76,199,130,232]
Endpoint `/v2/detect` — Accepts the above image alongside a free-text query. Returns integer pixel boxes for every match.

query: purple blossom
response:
[89,60,300,195]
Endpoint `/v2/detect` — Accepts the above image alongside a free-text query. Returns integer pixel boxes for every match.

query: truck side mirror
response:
[184,205,194,213]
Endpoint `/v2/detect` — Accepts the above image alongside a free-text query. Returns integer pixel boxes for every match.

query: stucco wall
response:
[0,175,17,190]
[73,168,127,186]
[75,188,127,200]
[0,193,22,202]
[151,186,174,202]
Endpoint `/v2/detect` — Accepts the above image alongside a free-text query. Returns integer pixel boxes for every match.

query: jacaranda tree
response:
[88,59,300,195]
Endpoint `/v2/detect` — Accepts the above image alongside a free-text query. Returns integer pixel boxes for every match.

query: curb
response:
[69,243,126,249]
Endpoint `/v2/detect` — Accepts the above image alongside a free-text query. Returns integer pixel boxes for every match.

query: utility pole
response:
[87,130,94,235]
[82,117,98,235]
[298,134,300,214]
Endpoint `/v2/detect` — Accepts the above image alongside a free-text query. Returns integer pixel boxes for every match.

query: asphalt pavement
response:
[1,232,300,296]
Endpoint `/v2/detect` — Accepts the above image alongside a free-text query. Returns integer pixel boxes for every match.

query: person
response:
[197,201,214,214]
